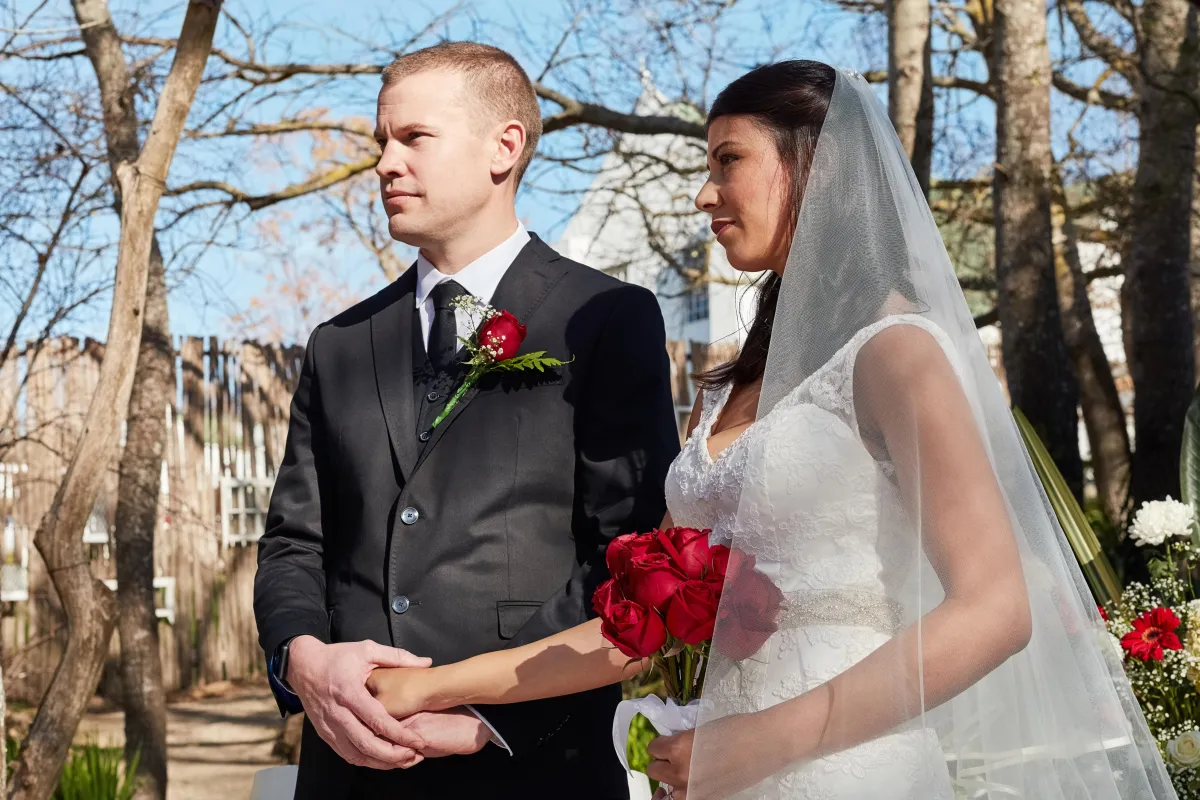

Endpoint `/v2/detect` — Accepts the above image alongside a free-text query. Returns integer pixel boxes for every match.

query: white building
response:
[555,72,756,349]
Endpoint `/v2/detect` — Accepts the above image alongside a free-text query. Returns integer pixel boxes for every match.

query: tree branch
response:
[166,155,378,210]
[1059,0,1138,81]
[1052,71,1133,111]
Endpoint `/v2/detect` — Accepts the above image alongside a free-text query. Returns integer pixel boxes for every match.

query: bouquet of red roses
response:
[593,526,785,706]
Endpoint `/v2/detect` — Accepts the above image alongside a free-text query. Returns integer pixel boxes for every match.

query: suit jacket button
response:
[418,430,431,442]
[400,507,419,525]
[391,595,410,614]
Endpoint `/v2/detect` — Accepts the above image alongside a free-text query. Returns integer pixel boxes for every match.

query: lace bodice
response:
[664,315,957,799]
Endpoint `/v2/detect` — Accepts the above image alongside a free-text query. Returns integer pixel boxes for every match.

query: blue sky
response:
[4,0,1124,344]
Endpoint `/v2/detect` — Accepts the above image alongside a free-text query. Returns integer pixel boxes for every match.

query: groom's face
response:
[375,70,497,247]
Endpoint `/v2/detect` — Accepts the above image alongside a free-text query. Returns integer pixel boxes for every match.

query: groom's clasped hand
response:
[285,636,490,770]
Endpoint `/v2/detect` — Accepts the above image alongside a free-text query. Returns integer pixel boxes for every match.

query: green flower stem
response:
[431,371,481,428]
[682,646,695,704]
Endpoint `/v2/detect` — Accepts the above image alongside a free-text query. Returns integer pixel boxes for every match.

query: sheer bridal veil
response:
[685,66,1175,799]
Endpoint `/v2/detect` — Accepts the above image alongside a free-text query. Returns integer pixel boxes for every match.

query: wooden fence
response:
[0,335,728,703]
[0,337,303,702]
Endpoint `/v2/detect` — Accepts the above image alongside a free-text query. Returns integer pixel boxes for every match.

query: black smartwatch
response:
[268,637,304,716]
[276,637,295,690]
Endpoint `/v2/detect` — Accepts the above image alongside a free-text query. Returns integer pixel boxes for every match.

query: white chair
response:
[250,765,297,800]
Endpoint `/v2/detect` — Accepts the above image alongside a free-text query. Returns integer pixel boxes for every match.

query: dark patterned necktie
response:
[428,280,468,373]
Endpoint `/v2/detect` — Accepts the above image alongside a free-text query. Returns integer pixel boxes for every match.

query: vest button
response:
[391,595,410,614]
[400,507,419,525]
[418,430,431,442]
[427,391,440,402]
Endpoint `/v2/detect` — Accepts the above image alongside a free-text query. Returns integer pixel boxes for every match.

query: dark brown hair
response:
[382,42,543,187]
[694,60,836,391]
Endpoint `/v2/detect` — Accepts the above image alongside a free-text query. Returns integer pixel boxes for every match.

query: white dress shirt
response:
[413,223,528,755]
[413,223,531,350]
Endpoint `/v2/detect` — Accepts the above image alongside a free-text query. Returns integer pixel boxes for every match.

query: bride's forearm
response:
[383,618,646,715]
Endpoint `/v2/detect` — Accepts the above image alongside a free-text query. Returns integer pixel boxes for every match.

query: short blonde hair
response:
[382,42,543,187]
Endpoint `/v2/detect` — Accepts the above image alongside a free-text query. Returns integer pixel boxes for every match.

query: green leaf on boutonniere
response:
[491,351,573,373]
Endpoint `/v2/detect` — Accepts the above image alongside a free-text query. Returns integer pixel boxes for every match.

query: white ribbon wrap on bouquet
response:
[612,695,703,771]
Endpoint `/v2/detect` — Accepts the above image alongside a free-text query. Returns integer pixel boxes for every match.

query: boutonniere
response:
[432,296,571,428]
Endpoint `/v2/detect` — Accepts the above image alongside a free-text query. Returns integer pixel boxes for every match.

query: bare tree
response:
[6,3,221,798]
[888,0,934,193]
[62,3,182,793]
[993,0,1084,496]
[1053,178,1131,525]
[1061,0,1200,505]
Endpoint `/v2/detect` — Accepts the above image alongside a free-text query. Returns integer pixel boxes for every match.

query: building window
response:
[102,576,176,625]
[220,476,275,548]
[685,285,709,323]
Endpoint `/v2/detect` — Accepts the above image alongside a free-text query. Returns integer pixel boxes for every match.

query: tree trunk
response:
[113,245,171,800]
[1191,129,1200,403]
[993,0,1084,496]
[7,4,221,799]
[888,0,934,194]
[1127,0,1198,506]
[1053,191,1132,525]
[73,2,177,796]
[1,660,6,797]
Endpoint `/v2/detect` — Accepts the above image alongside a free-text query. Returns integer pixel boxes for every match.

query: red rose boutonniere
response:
[432,295,571,428]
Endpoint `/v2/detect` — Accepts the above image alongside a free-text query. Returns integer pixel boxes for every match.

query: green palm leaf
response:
[1013,407,1122,606]
[1181,381,1200,546]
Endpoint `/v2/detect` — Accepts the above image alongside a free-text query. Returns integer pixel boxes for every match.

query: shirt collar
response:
[414,222,530,306]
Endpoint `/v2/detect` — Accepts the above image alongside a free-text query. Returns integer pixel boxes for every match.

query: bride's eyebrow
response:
[709,141,736,160]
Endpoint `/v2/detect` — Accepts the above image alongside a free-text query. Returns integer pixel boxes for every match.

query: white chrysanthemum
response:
[1129,497,1195,547]
[1168,730,1200,768]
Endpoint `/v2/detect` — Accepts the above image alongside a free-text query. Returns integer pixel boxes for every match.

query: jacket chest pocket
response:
[496,600,542,640]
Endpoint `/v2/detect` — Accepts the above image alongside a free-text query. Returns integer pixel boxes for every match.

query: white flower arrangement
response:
[1171,731,1200,770]
[1129,497,1196,547]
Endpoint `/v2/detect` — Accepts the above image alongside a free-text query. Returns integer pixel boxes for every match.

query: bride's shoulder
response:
[853,315,965,405]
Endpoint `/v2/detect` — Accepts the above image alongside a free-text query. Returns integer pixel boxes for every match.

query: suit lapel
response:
[414,234,566,469]
[371,269,420,481]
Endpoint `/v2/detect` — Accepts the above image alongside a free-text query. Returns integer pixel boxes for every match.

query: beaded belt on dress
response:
[777,587,903,634]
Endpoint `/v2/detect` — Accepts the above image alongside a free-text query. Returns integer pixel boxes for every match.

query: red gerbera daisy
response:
[1121,607,1183,662]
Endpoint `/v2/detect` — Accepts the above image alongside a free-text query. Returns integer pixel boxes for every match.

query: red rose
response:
[625,553,687,611]
[600,599,668,658]
[606,532,661,580]
[656,527,713,580]
[1121,607,1183,662]
[714,551,785,660]
[665,580,720,644]
[706,544,731,586]
[478,310,527,361]
[592,578,622,617]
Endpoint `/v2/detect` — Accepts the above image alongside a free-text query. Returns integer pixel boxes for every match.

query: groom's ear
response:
[490,121,528,185]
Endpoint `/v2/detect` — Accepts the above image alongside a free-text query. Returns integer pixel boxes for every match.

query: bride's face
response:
[695,114,794,275]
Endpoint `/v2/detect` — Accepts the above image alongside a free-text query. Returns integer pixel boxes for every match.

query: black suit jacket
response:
[254,234,680,799]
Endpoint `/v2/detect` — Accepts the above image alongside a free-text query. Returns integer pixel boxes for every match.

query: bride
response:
[366,61,1176,799]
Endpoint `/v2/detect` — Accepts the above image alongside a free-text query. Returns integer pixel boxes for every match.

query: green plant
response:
[1013,407,1122,606]
[53,742,139,800]
[1181,381,1200,547]
[626,712,661,794]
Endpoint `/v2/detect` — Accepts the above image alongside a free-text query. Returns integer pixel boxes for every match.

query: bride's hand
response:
[647,729,693,798]
[366,666,434,719]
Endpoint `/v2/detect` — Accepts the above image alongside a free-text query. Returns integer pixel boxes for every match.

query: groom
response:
[254,41,679,799]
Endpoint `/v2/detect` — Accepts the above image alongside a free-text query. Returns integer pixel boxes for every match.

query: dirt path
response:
[75,682,284,800]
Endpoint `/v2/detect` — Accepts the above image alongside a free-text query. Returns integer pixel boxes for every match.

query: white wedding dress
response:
[665,315,956,799]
